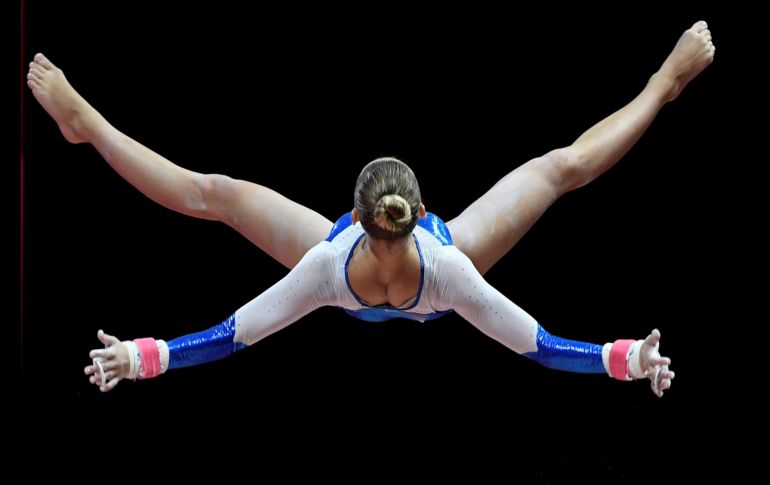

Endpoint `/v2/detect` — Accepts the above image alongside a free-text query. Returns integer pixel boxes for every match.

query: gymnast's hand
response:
[84,330,129,392]
[638,329,675,398]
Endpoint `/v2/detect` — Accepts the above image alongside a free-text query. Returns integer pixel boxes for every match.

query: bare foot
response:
[655,21,716,102]
[27,53,94,144]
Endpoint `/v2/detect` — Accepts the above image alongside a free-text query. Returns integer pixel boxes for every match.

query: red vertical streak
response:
[19,0,25,407]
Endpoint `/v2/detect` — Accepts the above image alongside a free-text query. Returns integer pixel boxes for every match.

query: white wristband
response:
[123,340,140,380]
[602,343,612,375]
[627,340,646,379]
[157,339,169,374]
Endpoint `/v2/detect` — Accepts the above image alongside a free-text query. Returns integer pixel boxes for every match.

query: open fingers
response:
[89,366,106,385]
[89,369,117,386]
[654,377,672,398]
[90,372,108,385]
[97,369,119,383]
[650,364,672,398]
[94,359,107,385]
[89,347,115,360]
[96,359,120,372]
[644,329,661,347]
[100,376,121,392]
[98,330,120,347]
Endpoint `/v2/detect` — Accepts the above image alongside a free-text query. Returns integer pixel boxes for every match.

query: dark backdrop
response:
[21,4,742,483]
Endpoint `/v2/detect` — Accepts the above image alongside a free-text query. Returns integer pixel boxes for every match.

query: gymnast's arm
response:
[427,246,675,397]
[84,243,340,392]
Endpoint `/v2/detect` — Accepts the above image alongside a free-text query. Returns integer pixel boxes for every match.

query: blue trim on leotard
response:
[167,314,246,369]
[522,325,605,373]
[326,212,354,242]
[417,213,453,245]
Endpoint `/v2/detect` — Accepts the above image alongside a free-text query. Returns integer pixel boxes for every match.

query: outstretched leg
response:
[447,21,714,275]
[27,54,331,269]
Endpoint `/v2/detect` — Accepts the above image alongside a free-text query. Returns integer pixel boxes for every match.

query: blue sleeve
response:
[167,314,247,370]
[522,325,605,374]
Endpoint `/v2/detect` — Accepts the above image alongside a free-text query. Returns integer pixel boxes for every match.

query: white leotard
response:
[232,218,540,356]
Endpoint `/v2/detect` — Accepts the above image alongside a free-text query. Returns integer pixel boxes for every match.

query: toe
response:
[34,53,56,70]
[692,20,708,32]
[28,70,43,82]
[27,78,41,90]
[27,69,45,82]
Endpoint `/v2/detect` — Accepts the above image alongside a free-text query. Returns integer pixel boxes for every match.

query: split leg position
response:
[447,21,714,275]
[27,21,713,276]
[28,23,712,395]
[26,54,332,270]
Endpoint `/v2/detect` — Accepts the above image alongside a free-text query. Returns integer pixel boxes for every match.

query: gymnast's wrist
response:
[602,339,645,381]
[123,338,170,380]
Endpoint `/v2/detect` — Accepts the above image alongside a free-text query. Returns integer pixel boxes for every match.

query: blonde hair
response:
[354,157,421,240]
[374,194,412,232]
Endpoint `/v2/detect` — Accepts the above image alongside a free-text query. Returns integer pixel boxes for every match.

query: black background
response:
[20,3,744,483]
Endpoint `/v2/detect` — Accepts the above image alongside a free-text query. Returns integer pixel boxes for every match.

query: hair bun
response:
[374,194,412,232]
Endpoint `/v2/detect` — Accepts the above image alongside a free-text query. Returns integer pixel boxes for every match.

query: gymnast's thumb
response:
[97,329,119,347]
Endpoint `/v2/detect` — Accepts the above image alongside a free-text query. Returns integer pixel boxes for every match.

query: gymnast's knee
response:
[194,173,237,222]
[540,147,587,194]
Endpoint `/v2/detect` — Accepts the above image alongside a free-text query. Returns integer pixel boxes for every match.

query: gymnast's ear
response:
[351,208,359,224]
[418,203,426,219]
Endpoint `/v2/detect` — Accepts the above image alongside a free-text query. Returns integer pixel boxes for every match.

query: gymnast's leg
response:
[26,54,331,269]
[447,21,714,275]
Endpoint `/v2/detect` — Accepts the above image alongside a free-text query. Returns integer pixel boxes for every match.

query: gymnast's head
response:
[351,157,426,241]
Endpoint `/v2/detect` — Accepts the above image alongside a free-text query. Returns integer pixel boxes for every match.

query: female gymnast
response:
[27,21,714,397]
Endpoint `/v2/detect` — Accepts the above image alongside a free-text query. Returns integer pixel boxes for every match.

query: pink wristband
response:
[609,339,635,381]
[135,337,161,379]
